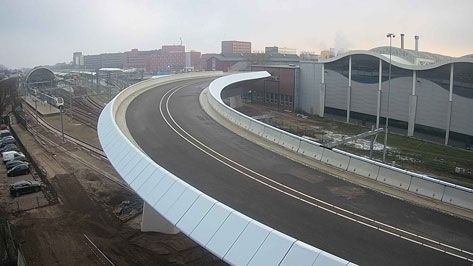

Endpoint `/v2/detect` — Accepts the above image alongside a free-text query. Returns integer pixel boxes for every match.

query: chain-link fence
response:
[0,220,27,266]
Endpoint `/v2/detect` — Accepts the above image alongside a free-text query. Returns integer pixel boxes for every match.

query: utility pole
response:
[383,33,395,162]
[70,93,73,121]
[60,105,65,142]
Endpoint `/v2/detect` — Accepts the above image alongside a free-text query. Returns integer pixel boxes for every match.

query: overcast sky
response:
[1,0,472,69]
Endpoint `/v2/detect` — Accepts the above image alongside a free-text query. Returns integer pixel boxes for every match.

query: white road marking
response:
[154,82,473,262]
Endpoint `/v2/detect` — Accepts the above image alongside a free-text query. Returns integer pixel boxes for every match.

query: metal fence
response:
[0,220,27,266]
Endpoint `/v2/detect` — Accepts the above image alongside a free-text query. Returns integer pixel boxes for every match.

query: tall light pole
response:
[383,33,395,162]
[60,105,65,142]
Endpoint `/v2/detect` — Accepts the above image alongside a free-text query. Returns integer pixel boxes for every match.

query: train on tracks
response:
[29,88,64,108]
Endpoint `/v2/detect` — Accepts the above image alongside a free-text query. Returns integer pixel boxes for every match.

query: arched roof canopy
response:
[320,50,473,71]
[26,67,55,85]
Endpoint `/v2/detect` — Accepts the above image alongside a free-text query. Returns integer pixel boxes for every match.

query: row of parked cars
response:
[0,128,41,197]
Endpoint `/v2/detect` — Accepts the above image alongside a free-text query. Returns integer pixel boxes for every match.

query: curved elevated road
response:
[125,77,473,266]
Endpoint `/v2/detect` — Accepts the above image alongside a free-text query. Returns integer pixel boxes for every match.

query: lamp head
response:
[386,33,395,38]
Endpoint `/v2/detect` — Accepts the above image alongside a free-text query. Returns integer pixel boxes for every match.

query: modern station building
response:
[296,47,473,148]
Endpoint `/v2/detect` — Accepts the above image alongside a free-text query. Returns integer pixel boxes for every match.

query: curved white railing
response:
[207,71,473,212]
[98,72,356,266]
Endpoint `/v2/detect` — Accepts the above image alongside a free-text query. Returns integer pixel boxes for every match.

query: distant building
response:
[300,52,319,61]
[204,53,249,72]
[222,41,251,54]
[72,52,83,67]
[124,49,156,69]
[249,65,299,111]
[84,54,103,69]
[320,50,335,59]
[101,53,125,68]
[83,52,124,69]
[147,45,186,73]
[297,46,473,147]
[265,46,297,55]
[185,51,202,71]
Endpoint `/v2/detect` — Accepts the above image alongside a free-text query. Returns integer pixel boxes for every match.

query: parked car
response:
[0,144,17,153]
[0,130,11,138]
[0,136,14,143]
[7,164,30,177]
[3,151,25,163]
[6,160,28,170]
[9,180,41,197]
[0,138,15,148]
[0,124,8,130]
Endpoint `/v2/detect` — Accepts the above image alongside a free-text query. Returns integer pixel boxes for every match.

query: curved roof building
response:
[296,47,473,148]
[26,66,55,87]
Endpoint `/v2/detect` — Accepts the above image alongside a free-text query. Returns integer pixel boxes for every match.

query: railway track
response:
[22,103,133,192]
[55,89,103,129]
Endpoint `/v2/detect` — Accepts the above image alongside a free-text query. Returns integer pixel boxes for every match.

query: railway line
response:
[55,89,103,129]
[22,103,133,193]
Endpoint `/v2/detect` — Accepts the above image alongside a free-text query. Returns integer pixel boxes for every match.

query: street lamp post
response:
[60,105,65,142]
[383,33,395,162]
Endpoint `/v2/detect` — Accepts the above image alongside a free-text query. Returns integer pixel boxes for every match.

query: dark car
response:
[7,164,30,177]
[9,180,41,197]
[0,130,11,138]
[0,144,17,153]
[6,161,28,170]
[0,136,14,143]
[0,138,16,148]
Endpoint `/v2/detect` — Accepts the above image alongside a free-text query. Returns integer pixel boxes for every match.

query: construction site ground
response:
[236,103,473,188]
[3,108,224,265]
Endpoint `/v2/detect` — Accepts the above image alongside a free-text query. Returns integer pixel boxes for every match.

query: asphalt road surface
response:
[126,78,473,266]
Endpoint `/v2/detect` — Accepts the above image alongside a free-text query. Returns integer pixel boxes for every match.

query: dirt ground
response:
[5,109,225,265]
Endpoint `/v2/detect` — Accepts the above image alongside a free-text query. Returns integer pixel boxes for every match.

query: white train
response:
[28,88,64,107]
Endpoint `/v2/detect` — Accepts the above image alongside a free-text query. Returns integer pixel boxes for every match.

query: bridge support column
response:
[376,59,382,128]
[407,95,417,137]
[141,202,179,234]
[445,64,454,145]
[407,70,417,137]
[319,83,325,117]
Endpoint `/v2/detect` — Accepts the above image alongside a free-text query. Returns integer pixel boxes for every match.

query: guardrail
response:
[98,72,357,266]
[207,71,473,212]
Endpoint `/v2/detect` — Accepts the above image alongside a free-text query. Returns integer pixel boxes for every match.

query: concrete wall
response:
[298,62,322,114]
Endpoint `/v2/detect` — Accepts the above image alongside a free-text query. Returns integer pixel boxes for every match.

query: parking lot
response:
[0,145,48,213]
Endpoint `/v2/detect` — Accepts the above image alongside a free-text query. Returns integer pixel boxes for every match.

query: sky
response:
[1,0,472,69]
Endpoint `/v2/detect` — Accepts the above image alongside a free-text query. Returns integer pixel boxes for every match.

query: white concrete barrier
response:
[377,167,412,190]
[313,251,351,266]
[279,133,301,152]
[408,176,445,200]
[321,149,350,170]
[223,220,273,265]
[248,120,265,136]
[347,157,380,180]
[205,212,251,259]
[442,186,473,210]
[280,241,322,266]
[206,72,473,212]
[262,126,282,143]
[297,140,324,161]
[98,72,359,266]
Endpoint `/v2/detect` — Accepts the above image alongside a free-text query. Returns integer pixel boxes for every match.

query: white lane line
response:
[156,83,473,262]
[166,84,473,258]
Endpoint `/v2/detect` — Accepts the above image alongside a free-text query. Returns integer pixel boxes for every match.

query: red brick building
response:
[221,41,251,54]
[250,65,299,111]
[147,45,186,73]
[185,51,202,71]
[124,49,156,69]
